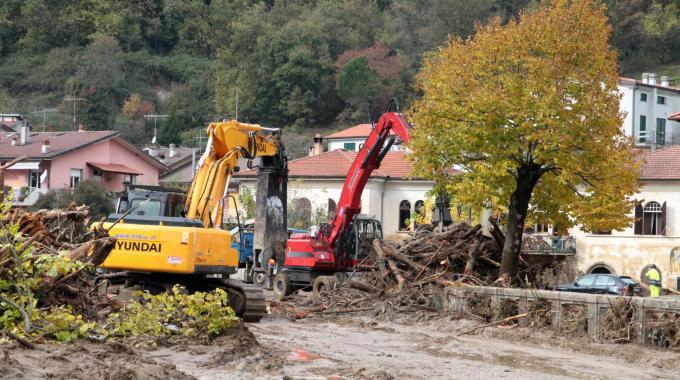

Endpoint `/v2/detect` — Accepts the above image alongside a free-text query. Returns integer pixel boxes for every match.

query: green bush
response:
[31,180,114,220]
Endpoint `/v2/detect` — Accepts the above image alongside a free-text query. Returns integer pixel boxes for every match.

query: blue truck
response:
[230,225,308,283]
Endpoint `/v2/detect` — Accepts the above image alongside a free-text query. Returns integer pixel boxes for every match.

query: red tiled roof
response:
[324,124,395,139]
[87,162,144,175]
[641,146,680,180]
[0,131,117,159]
[236,149,421,179]
[669,112,680,121]
[619,77,680,92]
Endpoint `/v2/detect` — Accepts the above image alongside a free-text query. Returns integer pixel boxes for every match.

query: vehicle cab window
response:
[594,275,611,286]
[577,275,595,286]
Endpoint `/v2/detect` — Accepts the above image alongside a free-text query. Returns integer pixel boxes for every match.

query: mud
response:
[3,314,680,379]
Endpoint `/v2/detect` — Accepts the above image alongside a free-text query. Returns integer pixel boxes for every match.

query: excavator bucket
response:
[253,144,288,287]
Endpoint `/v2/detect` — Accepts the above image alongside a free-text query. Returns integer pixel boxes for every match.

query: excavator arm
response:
[325,106,411,253]
[184,120,282,228]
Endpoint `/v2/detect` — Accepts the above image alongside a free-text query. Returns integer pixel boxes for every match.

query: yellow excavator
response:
[96,120,288,322]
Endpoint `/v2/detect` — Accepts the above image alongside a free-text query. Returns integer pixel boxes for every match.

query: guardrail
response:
[440,286,680,347]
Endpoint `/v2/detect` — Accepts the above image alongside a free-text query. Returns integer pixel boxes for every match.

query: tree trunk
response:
[499,165,541,283]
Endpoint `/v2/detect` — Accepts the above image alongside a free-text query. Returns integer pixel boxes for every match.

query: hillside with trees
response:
[0,0,678,157]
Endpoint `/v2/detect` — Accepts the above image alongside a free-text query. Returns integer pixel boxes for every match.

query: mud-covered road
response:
[4,315,680,379]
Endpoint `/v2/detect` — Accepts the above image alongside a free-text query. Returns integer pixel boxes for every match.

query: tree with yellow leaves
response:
[408,0,639,283]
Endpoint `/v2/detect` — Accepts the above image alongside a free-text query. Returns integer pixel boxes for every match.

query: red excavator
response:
[273,100,411,298]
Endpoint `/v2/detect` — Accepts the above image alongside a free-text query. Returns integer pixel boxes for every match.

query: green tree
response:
[409,0,639,282]
[337,56,382,120]
[158,114,183,146]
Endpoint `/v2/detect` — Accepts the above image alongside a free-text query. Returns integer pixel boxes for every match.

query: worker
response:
[645,265,662,298]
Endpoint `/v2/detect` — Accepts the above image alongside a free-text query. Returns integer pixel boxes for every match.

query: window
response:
[594,276,611,286]
[130,199,162,216]
[93,168,103,177]
[124,174,136,184]
[657,96,666,105]
[327,198,337,220]
[69,169,82,188]
[639,115,647,143]
[635,201,666,235]
[399,200,411,231]
[576,275,595,286]
[414,200,424,228]
[343,142,356,151]
[640,93,647,102]
[656,118,666,145]
[643,201,662,235]
[28,170,40,189]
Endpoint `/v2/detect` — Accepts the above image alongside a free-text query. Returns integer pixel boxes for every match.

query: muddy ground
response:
[4,310,680,380]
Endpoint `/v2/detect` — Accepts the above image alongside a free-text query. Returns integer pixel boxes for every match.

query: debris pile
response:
[1,204,116,344]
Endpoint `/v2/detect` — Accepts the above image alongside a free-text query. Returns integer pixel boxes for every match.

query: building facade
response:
[1,129,166,206]
[619,74,680,145]
[236,149,433,239]
[571,146,680,290]
[323,123,403,153]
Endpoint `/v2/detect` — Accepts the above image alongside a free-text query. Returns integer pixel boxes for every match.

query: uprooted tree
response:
[408,0,639,283]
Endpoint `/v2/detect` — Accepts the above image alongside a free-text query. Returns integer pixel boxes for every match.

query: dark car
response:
[557,274,642,296]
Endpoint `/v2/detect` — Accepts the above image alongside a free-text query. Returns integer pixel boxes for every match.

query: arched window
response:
[399,200,411,231]
[413,200,424,228]
[328,198,337,220]
[289,197,312,228]
[642,201,664,235]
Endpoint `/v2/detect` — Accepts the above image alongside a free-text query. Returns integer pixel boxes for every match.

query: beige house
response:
[571,146,680,290]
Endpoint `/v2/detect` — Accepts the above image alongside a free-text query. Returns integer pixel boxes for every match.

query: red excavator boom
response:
[273,100,411,298]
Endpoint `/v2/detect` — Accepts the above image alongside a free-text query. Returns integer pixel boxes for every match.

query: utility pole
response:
[64,96,85,130]
[193,129,205,152]
[144,114,169,144]
[31,107,59,132]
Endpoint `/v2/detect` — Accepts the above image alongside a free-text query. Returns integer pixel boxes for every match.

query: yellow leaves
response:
[408,0,639,231]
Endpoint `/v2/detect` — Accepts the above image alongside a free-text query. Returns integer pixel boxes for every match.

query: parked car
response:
[557,274,642,296]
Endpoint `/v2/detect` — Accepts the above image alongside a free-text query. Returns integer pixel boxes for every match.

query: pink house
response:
[0,128,167,206]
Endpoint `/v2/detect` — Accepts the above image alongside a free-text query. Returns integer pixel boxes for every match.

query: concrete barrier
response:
[441,286,680,346]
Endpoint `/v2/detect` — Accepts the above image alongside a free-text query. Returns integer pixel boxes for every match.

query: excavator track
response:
[97,272,266,322]
[214,279,266,323]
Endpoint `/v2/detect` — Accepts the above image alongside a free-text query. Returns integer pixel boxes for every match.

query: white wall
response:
[327,138,402,152]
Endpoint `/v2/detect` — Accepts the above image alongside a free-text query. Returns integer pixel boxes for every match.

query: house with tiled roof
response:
[618,74,680,145]
[236,148,434,239]
[0,127,167,206]
[323,123,400,153]
[570,146,680,290]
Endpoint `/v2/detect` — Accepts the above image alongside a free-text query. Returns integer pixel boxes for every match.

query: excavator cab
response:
[115,184,186,217]
[346,215,383,262]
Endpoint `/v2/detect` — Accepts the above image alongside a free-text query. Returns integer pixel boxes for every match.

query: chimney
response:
[661,76,670,87]
[41,139,50,154]
[308,146,314,157]
[313,133,323,156]
[648,73,657,85]
[78,124,86,132]
[168,143,176,158]
[642,73,649,84]
[19,124,29,145]
[11,137,17,146]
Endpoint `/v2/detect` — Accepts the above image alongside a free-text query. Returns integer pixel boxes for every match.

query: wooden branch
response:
[0,155,29,171]
[347,280,376,293]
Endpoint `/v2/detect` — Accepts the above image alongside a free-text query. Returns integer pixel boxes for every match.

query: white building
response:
[618,74,680,145]
[323,123,402,153]
[570,146,680,290]
[236,148,434,240]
